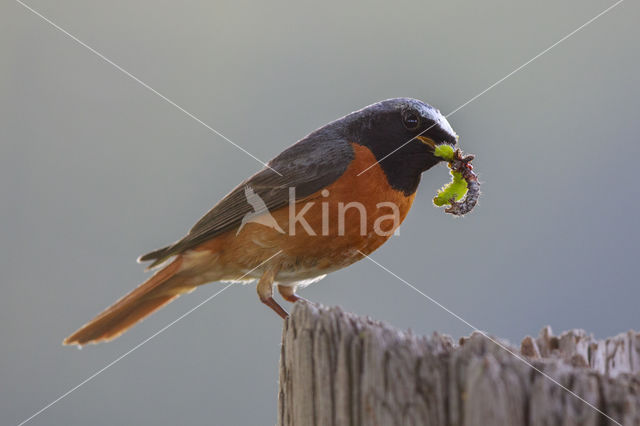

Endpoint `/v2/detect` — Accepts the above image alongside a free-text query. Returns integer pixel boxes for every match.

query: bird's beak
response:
[416,135,457,151]
[416,135,436,149]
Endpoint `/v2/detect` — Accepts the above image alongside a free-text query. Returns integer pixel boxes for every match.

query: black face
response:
[346,98,458,195]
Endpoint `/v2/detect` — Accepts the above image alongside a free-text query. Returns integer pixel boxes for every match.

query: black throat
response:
[363,144,440,195]
[341,100,454,195]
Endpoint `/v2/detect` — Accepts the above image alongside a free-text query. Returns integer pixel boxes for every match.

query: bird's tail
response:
[63,256,194,346]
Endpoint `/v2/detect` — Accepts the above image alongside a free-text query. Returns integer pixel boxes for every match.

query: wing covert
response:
[139,134,354,266]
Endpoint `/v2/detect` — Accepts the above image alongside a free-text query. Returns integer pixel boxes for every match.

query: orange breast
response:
[194,143,415,281]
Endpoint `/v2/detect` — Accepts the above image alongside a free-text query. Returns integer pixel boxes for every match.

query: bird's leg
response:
[257,265,288,319]
[278,284,309,304]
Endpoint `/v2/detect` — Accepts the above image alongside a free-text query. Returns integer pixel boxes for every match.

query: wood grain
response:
[278,302,640,426]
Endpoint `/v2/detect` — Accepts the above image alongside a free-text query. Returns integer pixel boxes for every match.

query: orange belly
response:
[190,143,416,283]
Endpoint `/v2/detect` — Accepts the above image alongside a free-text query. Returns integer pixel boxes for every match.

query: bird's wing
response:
[245,186,269,212]
[139,134,354,267]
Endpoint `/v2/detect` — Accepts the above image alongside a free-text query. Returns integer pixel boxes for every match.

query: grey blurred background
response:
[1,0,638,424]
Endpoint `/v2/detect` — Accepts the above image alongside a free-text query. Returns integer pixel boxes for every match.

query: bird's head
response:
[344,98,458,194]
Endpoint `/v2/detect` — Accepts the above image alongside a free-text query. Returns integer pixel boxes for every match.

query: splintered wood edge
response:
[278,302,640,426]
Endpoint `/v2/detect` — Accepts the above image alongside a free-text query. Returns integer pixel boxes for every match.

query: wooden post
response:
[278,302,640,426]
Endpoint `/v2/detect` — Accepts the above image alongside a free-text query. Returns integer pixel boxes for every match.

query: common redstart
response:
[64,98,458,345]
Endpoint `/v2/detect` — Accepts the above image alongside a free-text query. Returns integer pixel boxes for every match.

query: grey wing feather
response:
[139,134,354,267]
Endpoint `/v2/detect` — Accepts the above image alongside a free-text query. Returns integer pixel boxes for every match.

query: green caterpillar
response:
[433,144,455,161]
[433,144,468,207]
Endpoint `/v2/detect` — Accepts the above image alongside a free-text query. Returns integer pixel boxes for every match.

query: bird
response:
[63,98,458,346]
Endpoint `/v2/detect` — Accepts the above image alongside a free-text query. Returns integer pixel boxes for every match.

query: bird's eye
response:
[402,111,421,131]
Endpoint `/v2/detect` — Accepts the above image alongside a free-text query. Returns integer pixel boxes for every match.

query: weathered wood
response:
[278,302,640,426]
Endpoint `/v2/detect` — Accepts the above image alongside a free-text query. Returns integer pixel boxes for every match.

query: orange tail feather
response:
[63,257,192,346]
